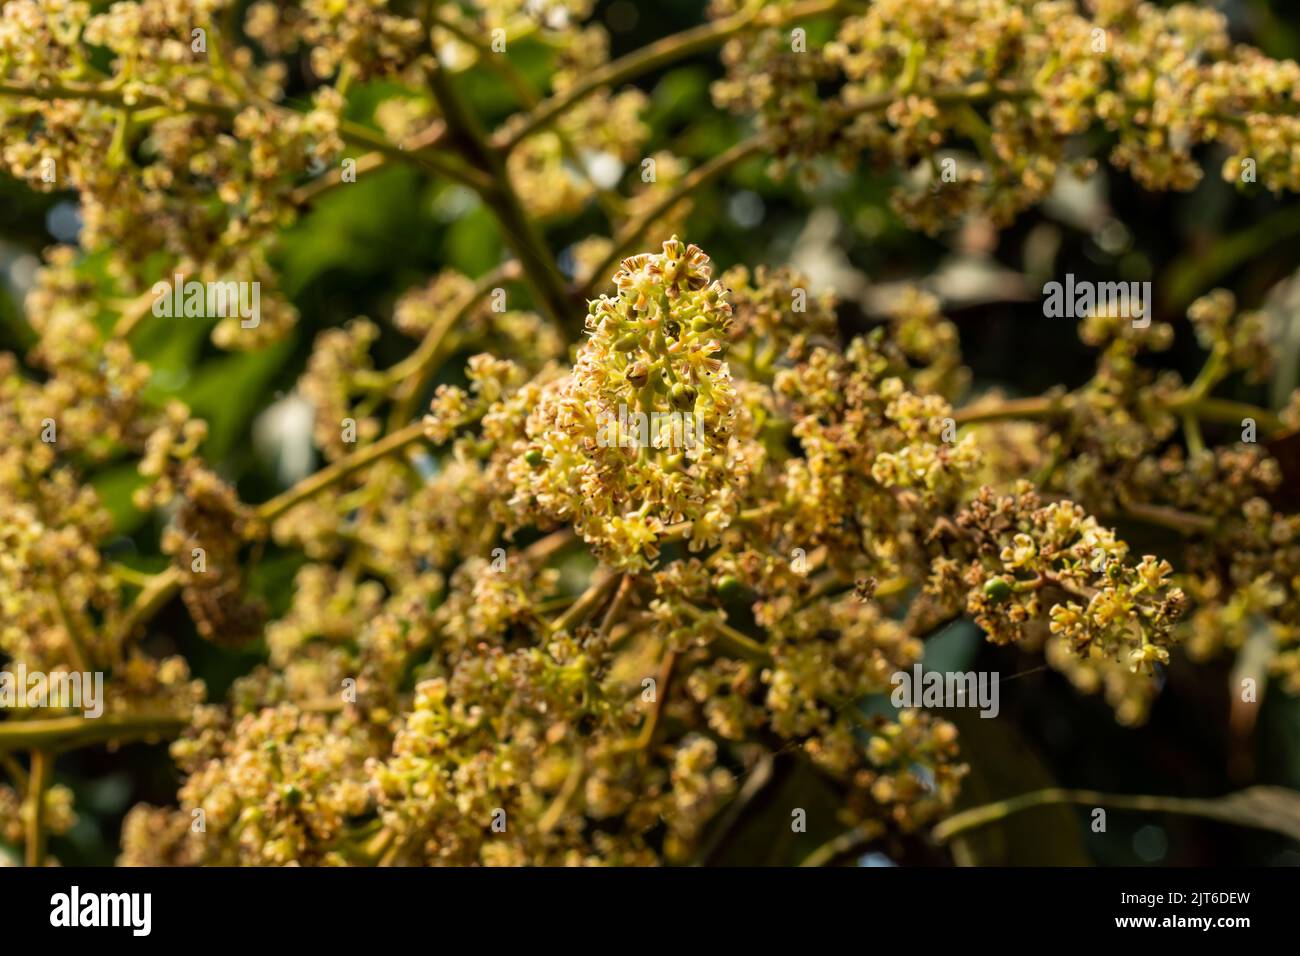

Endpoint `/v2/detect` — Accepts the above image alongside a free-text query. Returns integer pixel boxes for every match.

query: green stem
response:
[679,602,773,664]
[933,787,1259,843]
[424,59,578,328]
[577,136,766,298]
[0,79,487,192]
[494,0,846,153]
[800,823,879,867]
[1182,412,1206,457]
[1180,345,1230,406]
[386,261,522,428]
[24,750,52,866]
[0,712,188,755]
[1,753,27,789]
[550,571,621,634]
[255,421,428,524]
[114,565,183,644]
[951,393,1068,426]
[47,585,91,673]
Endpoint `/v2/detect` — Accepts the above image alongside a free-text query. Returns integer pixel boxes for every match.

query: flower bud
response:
[670,382,697,410]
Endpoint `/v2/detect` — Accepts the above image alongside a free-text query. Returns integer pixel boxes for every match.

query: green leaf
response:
[936,786,1300,849]
[182,338,294,461]
[1173,787,1300,843]
[943,708,1093,865]
[89,462,149,534]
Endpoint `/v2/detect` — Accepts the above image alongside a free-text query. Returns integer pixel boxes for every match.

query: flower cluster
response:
[3,1,1299,870]
[503,238,746,568]
[715,0,1300,232]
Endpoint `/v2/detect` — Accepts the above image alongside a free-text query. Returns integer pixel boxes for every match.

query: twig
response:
[537,752,586,834]
[113,565,182,644]
[494,0,845,152]
[678,602,773,664]
[577,136,766,298]
[932,787,1287,844]
[386,261,523,428]
[423,58,578,329]
[695,751,776,865]
[599,574,638,635]
[25,750,52,867]
[522,529,577,565]
[255,421,428,523]
[0,79,488,192]
[291,121,448,206]
[1114,501,1215,536]
[0,712,189,755]
[951,394,1068,426]
[47,585,91,673]
[1,753,28,790]
[799,822,878,867]
[549,571,621,634]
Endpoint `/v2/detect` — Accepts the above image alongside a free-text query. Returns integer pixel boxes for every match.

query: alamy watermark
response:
[152,273,260,328]
[596,404,703,449]
[890,665,1000,718]
[0,663,104,718]
[50,886,151,936]
[1042,273,1151,328]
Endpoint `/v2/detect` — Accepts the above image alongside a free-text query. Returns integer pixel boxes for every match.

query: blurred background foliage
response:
[2,0,1300,865]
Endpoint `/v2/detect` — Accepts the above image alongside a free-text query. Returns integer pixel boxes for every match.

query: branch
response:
[386,260,523,427]
[24,750,52,867]
[423,59,579,328]
[493,0,845,152]
[1168,396,1283,433]
[575,78,1035,299]
[46,576,91,674]
[291,121,448,206]
[0,712,189,755]
[113,565,183,644]
[951,393,1067,426]
[799,822,878,867]
[0,79,488,192]
[577,136,767,298]
[334,114,493,192]
[931,786,1297,844]
[1112,501,1215,536]
[255,420,428,524]
[522,529,577,565]
[549,570,621,634]
[679,601,773,664]
[953,391,1283,434]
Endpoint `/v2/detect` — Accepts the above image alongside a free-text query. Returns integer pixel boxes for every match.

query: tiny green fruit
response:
[716,575,744,600]
[983,577,1013,603]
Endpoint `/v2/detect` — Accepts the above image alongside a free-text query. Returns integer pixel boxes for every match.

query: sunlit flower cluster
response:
[715,0,1300,232]
[2,0,1298,869]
